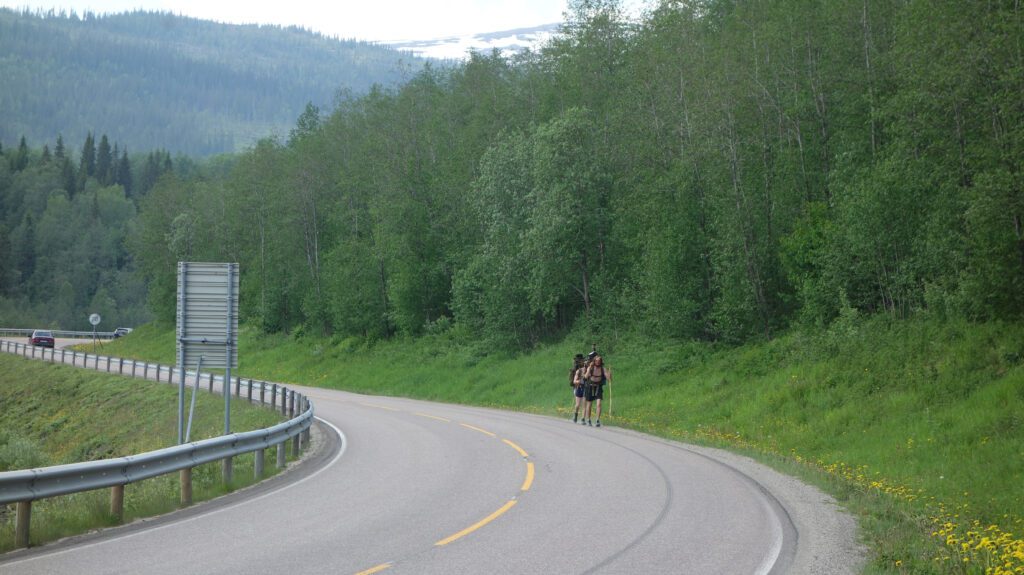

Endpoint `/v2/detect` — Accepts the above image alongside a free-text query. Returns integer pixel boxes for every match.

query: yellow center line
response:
[435,500,518,546]
[521,461,535,491]
[354,563,392,575]
[459,423,496,437]
[358,403,401,411]
[414,412,451,422]
[502,438,529,458]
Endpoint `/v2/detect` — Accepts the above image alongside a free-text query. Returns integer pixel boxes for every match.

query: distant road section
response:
[0,348,864,574]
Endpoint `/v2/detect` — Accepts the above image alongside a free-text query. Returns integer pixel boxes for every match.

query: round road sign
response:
[89,313,101,326]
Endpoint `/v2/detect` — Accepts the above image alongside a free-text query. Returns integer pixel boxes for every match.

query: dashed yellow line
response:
[415,412,451,422]
[354,563,392,575]
[459,423,496,437]
[502,438,529,458]
[521,461,535,491]
[359,403,400,411]
[435,500,518,546]
[353,415,534,562]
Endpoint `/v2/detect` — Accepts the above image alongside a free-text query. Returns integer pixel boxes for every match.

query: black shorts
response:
[574,384,585,398]
[584,383,603,402]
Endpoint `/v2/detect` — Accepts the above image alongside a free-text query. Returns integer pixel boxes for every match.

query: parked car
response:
[29,329,55,348]
[113,327,133,338]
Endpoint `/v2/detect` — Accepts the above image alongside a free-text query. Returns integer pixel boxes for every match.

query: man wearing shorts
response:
[582,351,611,427]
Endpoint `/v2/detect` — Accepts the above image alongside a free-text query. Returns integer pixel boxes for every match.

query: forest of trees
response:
[0,132,180,329]
[0,8,423,156]
[9,0,1023,352]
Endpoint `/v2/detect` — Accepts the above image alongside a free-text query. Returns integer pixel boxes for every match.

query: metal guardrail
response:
[0,413,310,504]
[0,338,315,548]
[0,328,118,339]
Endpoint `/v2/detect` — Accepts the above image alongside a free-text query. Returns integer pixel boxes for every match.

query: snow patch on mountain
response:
[385,23,561,60]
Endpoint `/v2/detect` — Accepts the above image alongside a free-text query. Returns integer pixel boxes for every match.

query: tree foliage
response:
[14,0,1022,349]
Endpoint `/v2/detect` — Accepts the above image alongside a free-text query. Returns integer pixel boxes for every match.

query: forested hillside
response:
[4,0,1022,348]
[0,8,422,156]
[122,0,1023,349]
[0,131,180,329]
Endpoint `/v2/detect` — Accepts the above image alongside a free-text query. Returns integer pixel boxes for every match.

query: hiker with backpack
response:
[581,350,611,427]
[570,353,586,423]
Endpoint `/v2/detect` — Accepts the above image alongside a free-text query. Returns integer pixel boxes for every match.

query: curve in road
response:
[0,349,864,574]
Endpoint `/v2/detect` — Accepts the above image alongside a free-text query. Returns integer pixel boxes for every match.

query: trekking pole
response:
[607,367,613,418]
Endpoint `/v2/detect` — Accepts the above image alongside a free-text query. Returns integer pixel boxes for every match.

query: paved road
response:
[0,342,864,574]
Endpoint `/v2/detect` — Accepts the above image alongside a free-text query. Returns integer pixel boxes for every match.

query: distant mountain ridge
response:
[0,9,424,156]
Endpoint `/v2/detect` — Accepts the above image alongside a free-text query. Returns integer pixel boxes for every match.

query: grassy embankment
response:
[0,351,287,552]
[94,317,1023,574]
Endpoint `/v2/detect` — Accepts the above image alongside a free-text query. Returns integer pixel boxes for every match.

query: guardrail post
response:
[289,390,295,418]
[247,379,253,403]
[281,388,288,416]
[180,468,192,505]
[260,381,266,405]
[111,485,125,523]
[271,384,278,410]
[15,500,31,548]
[302,398,311,446]
[255,448,265,478]
[208,373,214,393]
[119,358,124,374]
[131,360,136,377]
[107,356,112,371]
[234,376,240,397]
[223,457,233,484]
[276,441,286,468]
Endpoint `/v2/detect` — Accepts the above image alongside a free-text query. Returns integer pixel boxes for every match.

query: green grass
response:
[91,317,1024,573]
[0,351,292,552]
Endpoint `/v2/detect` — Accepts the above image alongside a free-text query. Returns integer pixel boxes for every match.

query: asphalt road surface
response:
[0,342,865,574]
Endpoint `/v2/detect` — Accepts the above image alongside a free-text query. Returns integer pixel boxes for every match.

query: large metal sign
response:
[176,262,239,444]
[176,262,239,369]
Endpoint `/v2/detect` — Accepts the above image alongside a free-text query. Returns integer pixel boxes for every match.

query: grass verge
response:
[98,317,1024,574]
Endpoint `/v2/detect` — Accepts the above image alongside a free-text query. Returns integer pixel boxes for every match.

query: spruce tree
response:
[62,157,78,197]
[12,136,29,172]
[117,149,133,197]
[97,134,113,185]
[80,132,96,178]
[55,134,65,159]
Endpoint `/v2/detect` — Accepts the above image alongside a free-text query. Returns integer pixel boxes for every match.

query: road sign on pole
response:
[89,313,100,352]
[176,262,239,444]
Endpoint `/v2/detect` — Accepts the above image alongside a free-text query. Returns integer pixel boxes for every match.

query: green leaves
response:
[29,0,1015,346]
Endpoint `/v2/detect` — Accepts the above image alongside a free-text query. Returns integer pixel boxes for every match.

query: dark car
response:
[29,329,55,348]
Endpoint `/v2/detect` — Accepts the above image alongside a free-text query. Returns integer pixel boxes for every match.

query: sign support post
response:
[224,264,234,436]
[177,264,187,445]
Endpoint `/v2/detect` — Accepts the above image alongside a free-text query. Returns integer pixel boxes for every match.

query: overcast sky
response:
[0,0,570,42]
